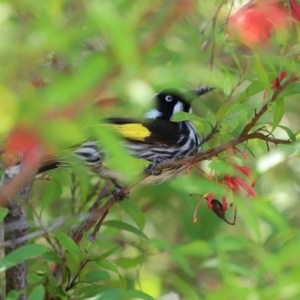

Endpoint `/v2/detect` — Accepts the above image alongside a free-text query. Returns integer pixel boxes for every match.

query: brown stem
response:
[3,172,35,300]
[72,196,117,244]
[241,75,298,136]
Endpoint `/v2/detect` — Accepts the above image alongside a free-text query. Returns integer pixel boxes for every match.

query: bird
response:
[5,87,213,197]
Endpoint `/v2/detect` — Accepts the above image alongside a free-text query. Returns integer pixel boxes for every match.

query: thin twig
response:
[89,210,109,241]
[72,197,116,243]
[200,0,227,36]
[225,60,248,102]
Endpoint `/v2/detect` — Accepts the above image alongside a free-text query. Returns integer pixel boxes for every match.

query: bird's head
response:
[145,87,213,120]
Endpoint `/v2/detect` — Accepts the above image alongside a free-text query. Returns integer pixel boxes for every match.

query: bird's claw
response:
[112,185,129,201]
[144,159,163,176]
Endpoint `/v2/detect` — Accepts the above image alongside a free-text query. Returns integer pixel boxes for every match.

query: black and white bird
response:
[5,87,212,189]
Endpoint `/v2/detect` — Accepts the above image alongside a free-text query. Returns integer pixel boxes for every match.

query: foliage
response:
[1,0,300,299]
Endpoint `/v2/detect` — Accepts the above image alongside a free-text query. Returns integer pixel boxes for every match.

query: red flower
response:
[227,0,288,47]
[234,164,252,177]
[3,124,52,167]
[263,71,288,99]
[290,0,300,22]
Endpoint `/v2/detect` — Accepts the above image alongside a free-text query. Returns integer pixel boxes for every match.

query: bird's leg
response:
[111,181,129,201]
[144,158,162,176]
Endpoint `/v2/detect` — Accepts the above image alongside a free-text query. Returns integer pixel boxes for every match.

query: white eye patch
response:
[145,108,162,119]
[165,95,173,102]
[173,101,183,114]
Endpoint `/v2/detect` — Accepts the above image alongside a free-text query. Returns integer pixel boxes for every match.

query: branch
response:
[3,171,35,300]
[241,74,298,136]
[56,73,297,253]
[147,75,297,172]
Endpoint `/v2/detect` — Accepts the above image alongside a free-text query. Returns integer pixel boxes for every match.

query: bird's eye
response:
[165,95,173,102]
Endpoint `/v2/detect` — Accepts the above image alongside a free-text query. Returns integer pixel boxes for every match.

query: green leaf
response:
[85,270,110,283]
[237,201,261,243]
[89,246,121,262]
[96,289,123,300]
[254,200,289,231]
[271,97,285,131]
[0,207,9,221]
[40,179,63,210]
[239,80,264,102]
[225,42,242,70]
[118,273,127,290]
[41,250,63,264]
[28,273,44,284]
[209,160,234,175]
[119,199,146,230]
[123,289,155,300]
[219,104,252,135]
[96,260,119,274]
[171,111,209,123]
[170,248,193,276]
[28,285,45,300]
[6,290,21,300]
[281,82,300,97]
[0,244,47,272]
[223,73,233,98]
[79,286,121,299]
[206,110,216,127]
[216,103,232,122]
[103,220,148,239]
[113,255,144,269]
[95,247,122,260]
[65,250,80,275]
[277,125,296,142]
[254,54,270,91]
[45,282,68,299]
[55,231,83,262]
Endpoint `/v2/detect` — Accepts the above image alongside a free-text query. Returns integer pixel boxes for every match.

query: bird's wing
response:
[106,118,180,145]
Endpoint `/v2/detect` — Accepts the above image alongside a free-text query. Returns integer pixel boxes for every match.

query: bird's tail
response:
[4,141,102,178]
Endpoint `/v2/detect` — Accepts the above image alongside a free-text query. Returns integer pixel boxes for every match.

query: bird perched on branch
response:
[5,87,212,196]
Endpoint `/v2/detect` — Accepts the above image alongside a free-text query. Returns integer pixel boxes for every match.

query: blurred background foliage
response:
[1,0,300,299]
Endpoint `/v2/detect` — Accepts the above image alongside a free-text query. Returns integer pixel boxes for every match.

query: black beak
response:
[194,87,214,96]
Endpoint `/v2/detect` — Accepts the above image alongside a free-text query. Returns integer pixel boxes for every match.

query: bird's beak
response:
[194,87,214,96]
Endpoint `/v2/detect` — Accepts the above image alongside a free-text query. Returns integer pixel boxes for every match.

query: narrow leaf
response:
[85,270,110,282]
[223,74,233,97]
[171,111,209,123]
[278,125,296,142]
[41,250,63,264]
[219,104,252,135]
[113,256,144,269]
[272,97,285,131]
[92,246,121,260]
[28,285,45,300]
[123,289,155,300]
[55,231,82,261]
[254,54,270,91]
[0,244,47,272]
[206,111,216,127]
[93,289,122,300]
[96,260,119,273]
[216,103,232,122]
[119,200,146,230]
[239,80,264,102]
[103,220,148,239]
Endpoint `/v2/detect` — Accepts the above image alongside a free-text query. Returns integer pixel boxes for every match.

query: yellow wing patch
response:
[109,123,151,141]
